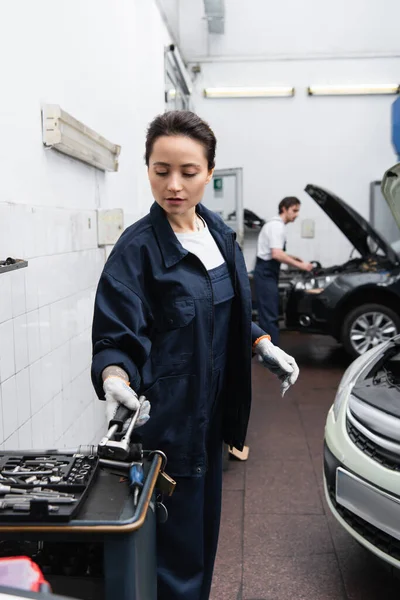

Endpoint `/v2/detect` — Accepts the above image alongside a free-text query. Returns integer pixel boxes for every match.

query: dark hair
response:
[278,196,301,214]
[145,111,216,170]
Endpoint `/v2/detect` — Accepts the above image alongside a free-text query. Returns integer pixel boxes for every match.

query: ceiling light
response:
[203,86,295,98]
[42,104,121,172]
[308,84,400,96]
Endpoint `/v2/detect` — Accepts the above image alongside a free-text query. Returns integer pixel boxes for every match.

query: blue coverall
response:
[91,202,265,599]
[253,247,284,346]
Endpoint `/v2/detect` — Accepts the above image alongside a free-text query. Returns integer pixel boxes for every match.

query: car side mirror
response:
[381,163,400,229]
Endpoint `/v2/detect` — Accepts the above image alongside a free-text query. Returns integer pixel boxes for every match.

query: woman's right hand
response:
[103,376,150,428]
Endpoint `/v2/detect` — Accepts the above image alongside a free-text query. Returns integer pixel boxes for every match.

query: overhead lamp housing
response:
[203,86,295,98]
[308,84,400,96]
[42,104,121,172]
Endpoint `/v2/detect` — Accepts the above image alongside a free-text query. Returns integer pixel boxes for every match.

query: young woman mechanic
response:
[91,111,300,600]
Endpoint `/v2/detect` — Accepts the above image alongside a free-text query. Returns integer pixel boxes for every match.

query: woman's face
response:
[148,135,213,216]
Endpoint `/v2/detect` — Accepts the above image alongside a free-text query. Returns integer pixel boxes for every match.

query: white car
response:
[324,163,400,567]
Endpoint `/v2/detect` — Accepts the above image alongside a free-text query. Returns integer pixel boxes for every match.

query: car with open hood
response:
[284,180,400,358]
[324,163,400,568]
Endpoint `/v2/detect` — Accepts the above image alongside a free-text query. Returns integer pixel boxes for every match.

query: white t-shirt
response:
[257,216,286,261]
[175,222,225,270]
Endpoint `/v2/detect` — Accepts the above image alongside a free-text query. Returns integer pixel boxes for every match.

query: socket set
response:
[0,452,99,523]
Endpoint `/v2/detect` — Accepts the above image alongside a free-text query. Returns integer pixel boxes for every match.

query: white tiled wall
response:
[0,0,177,452]
[0,202,107,451]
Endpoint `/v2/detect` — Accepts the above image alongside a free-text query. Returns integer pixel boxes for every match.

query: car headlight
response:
[295,275,337,294]
[332,344,383,420]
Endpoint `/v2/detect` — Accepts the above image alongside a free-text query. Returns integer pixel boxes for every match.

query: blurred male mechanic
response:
[254,196,313,345]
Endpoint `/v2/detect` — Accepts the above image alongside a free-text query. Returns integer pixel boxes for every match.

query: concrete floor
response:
[211,332,400,600]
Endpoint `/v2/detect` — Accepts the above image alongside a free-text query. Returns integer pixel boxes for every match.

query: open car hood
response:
[382,163,400,230]
[305,184,399,265]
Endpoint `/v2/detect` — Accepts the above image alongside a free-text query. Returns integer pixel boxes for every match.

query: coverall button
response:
[196,467,202,473]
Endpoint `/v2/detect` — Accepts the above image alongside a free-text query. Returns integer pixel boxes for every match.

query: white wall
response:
[0,0,171,451]
[179,0,400,60]
[156,0,181,44]
[172,0,400,267]
[194,58,399,267]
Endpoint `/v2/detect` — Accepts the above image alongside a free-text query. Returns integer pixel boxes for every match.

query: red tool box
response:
[0,556,51,592]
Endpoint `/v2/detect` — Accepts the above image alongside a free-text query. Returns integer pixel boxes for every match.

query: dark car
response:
[283,183,400,358]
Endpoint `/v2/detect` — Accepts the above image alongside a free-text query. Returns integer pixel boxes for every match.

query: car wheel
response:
[341,303,400,358]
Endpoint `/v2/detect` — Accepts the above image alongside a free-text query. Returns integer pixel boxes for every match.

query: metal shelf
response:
[0,258,28,275]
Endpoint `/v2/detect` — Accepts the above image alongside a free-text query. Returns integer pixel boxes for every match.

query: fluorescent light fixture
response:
[308,84,400,96]
[204,86,295,98]
[42,104,121,172]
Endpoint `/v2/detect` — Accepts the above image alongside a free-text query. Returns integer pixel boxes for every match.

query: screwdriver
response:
[130,463,144,506]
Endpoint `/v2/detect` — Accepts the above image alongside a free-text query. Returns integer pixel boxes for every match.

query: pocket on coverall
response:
[141,374,196,465]
[152,297,195,366]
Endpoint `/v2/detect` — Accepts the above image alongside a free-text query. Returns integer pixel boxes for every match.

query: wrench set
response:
[0,453,99,522]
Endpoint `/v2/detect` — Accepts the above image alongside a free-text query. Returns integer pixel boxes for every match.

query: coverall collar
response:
[149,201,234,269]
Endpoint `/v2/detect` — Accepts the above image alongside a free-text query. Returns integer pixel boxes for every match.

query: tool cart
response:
[0,406,175,600]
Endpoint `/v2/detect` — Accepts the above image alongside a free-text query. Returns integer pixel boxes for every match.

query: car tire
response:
[341,303,400,358]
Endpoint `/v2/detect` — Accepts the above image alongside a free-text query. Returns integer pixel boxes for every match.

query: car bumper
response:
[324,401,400,567]
[285,290,332,333]
[323,469,400,567]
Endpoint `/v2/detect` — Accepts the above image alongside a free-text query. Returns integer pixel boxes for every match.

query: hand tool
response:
[0,473,16,481]
[98,404,141,461]
[1,405,141,472]
[129,463,144,506]
[2,495,77,504]
[23,461,62,467]
[31,489,75,498]
[0,497,56,507]
[10,504,32,512]
[0,485,29,495]
[24,476,40,485]
[0,497,32,506]
[0,502,59,513]
[2,470,55,477]
[0,502,31,512]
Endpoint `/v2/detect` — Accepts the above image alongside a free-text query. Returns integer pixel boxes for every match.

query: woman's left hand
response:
[254,337,299,396]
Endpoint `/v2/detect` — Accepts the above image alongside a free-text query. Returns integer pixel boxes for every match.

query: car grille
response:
[327,483,400,561]
[346,421,400,472]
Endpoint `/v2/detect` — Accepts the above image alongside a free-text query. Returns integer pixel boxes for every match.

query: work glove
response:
[254,337,299,396]
[104,377,150,429]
